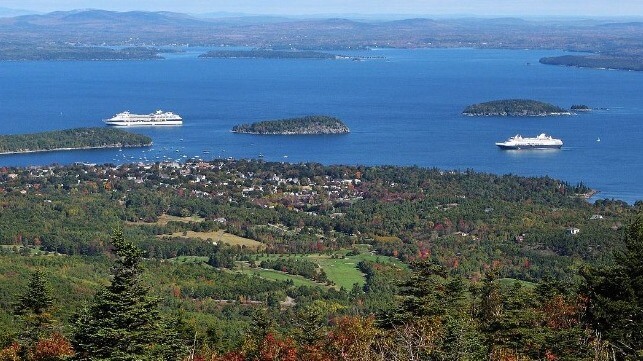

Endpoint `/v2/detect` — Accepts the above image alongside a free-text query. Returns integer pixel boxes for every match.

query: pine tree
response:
[71,230,187,361]
[582,216,643,360]
[14,270,56,350]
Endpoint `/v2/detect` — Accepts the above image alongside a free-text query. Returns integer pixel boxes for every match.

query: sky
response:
[2,0,643,17]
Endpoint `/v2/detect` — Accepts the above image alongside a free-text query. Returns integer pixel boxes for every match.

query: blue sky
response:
[3,0,643,17]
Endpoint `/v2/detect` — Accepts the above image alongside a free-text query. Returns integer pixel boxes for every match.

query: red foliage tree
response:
[258,333,297,361]
[31,332,74,361]
[0,343,21,361]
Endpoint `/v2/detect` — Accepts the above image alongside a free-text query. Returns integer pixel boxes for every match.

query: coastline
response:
[0,143,152,156]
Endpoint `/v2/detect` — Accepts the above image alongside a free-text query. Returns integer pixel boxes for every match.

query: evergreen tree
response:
[582,216,643,360]
[71,230,187,361]
[386,261,486,360]
[14,270,56,353]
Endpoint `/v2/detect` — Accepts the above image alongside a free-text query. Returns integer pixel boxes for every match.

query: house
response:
[589,214,604,220]
[567,227,580,235]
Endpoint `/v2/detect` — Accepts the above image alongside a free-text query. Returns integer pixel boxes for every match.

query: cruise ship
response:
[495,133,563,150]
[104,110,182,126]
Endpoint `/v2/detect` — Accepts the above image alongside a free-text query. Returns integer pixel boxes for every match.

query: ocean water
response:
[0,48,641,203]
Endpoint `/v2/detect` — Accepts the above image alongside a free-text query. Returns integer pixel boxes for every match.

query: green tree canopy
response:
[71,230,187,361]
[582,216,643,360]
[14,270,56,352]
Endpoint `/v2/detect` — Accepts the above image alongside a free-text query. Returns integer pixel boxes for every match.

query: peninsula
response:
[463,99,571,116]
[0,46,162,61]
[0,127,152,154]
[232,116,350,135]
[539,55,643,72]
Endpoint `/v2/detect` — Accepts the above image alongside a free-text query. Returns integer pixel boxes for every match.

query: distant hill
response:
[8,9,202,27]
[0,7,37,18]
[0,10,641,56]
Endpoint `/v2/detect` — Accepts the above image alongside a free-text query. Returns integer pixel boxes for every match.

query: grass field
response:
[256,250,404,289]
[235,267,323,288]
[126,214,205,226]
[153,214,206,225]
[162,230,265,250]
[168,256,209,263]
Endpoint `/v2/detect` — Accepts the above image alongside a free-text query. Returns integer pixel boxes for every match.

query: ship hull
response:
[104,120,183,126]
[496,143,562,150]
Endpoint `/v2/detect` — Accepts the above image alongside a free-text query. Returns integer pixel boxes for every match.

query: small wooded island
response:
[199,49,383,61]
[232,115,350,135]
[463,99,571,116]
[570,104,591,111]
[540,55,643,72]
[0,127,152,154]
[199,50,338,59]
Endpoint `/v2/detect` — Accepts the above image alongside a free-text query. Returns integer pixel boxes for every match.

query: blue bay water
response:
[0,48,641,202]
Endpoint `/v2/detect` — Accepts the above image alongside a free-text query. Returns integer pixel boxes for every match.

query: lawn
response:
[161,230,265,250]
[235,267,323,288]
[126,214,205,226]
[256,250,404,289]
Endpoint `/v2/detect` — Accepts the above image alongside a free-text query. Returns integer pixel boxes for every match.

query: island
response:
[539,55,643,72]
[199,50,338,59]
[199,49,384,61]
[570,104,591,112]
[0,127,152,154]
[462,99,571,116]
[232,115,350,135]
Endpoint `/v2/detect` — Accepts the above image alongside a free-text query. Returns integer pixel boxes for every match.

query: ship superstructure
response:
[495,133,563,150]
[104,110,183,126]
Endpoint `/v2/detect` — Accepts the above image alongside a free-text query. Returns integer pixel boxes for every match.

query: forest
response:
[540,55,643,72]
[232,116,350,134]
[0,128,152,154]
[462,100,571,117]
[0,159,641,360]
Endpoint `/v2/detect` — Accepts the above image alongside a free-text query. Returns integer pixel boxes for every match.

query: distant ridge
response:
[10,9,202,26]
[0,7,37,17]
[0,10,641,56]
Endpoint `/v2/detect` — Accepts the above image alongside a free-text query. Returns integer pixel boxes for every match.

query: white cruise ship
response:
[104,110,182,126]
[495,133,563,150]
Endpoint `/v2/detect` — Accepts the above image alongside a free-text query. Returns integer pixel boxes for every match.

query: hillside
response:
[0,159,640,359]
